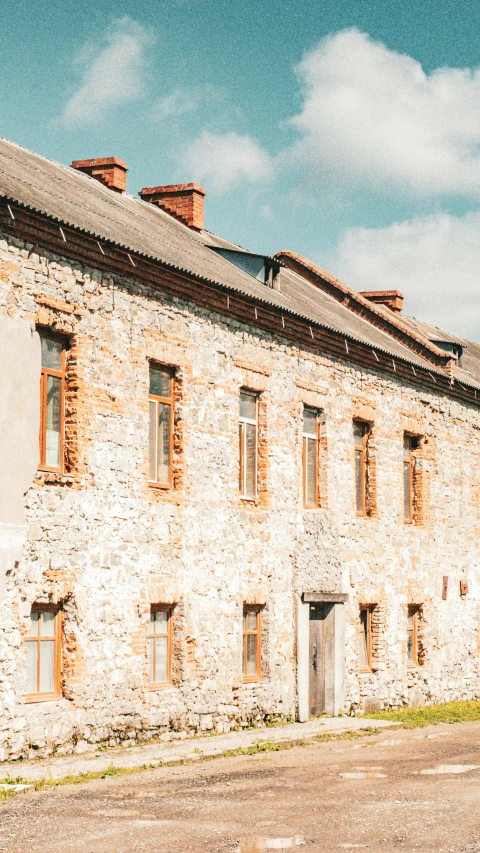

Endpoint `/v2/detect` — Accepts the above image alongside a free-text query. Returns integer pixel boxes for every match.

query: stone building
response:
[0,138,479,760]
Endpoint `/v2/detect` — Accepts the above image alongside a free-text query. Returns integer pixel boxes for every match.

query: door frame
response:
[297,592,348,721]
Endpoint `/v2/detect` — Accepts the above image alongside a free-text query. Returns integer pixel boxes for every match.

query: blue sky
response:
[1,0,479,340]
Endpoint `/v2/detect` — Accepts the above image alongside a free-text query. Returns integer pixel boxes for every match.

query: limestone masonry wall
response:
[0,231,479,759]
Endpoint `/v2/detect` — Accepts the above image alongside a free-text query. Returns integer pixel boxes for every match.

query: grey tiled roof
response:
[0,136,478,390]
[402,316,480,387]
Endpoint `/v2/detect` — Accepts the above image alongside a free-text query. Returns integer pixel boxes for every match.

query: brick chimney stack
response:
[360,290,404,314]
[139,183,206,231]
[70,157,128,193]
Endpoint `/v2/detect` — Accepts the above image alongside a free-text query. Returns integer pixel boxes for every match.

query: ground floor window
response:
[242,607,262,682]
[407,605,420,667]
[148,606,173,688]
[358,606,374,672]
[25,606,61,702]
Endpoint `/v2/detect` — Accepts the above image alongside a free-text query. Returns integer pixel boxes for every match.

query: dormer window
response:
[209,247,280,289]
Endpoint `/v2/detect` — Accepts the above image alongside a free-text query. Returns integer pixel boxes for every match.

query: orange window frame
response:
[354,421,369,516]
[358,606,373,672]
[303,408,319,508]
[25,605,62,703]
[148,606,173,689]
[239,391,258,500]
[242,607,262,683]
[407,606,419,667]
[39,332,66,473]
[403,435,417,523]
[148,366,174,489]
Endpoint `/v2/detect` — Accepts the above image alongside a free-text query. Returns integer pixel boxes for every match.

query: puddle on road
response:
[339,771,387,779]
[239,837,305,851]
[420,764,479,775]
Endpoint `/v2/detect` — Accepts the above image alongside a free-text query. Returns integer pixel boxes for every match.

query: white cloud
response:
[181,131,272,192]
[285,28,480,197]
[59,17,153,127]
[331,212,480,341]
[152,85,218,122]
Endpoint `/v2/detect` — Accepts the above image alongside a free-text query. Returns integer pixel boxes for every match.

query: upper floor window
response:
[148,606,173,688]
[303,407,319,507]
[354,421,370,516]
[149,365,174,487]
[242,606,262,682]
[39,332,66,472]
[403,435,420,523]
[239,390,258,499]
[25,606,61,702]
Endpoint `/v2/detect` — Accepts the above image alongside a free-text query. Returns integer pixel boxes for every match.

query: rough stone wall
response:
[0,231,479,759]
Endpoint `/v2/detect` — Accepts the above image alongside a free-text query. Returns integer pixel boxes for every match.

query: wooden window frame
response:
[148,364,175,489]
[39,330,66,473]
[25,605,62,703]
[403,434,419,524]
[407,605,419,668]
[358,606,373,672]
[242,606,262,683]
[239,390,258,500]
[354,421,370,517]
[148,605,173,690]
[303,407,319,508]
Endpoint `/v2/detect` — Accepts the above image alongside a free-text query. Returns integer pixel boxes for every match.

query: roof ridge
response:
[275,250,454,370]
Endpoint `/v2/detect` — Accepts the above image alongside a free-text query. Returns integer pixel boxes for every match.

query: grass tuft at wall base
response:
[366,700,480,727]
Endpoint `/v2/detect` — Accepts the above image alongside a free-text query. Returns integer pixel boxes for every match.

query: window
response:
[242,607,261,681]
[403,435,419,523]
[303,407,318,507]
[39,332,66,471]
[239,390,258,499]
[148,607,173,688]
[407,606,420,666]
[358,607,372,671]
[25,606,61,702]
[354,421,370,516]
[149,365,174,487]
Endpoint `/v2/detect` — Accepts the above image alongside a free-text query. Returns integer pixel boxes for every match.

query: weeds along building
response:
[0,138,479,759]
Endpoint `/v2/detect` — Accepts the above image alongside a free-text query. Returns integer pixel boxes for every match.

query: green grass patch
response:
[366,700,480,728]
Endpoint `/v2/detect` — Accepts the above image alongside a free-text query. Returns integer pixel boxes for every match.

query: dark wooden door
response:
[309,604,326,716]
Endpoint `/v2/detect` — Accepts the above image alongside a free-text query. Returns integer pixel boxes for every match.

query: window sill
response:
[35,471,75,487]
[242,676,261,684]
[26,692,61,704]
[240,495,258,502]
[148,482,173,491]
[359,667,373,675]
[149,682,174,692]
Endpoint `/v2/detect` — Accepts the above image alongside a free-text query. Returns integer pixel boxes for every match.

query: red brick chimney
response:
[139,183,206,231]
[70,157,128,193]
[360,290,404,314]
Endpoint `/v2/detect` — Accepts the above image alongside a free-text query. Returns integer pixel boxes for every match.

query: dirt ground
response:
[1,721,480,852]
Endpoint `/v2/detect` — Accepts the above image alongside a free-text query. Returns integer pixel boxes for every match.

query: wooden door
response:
[309,604,326,716]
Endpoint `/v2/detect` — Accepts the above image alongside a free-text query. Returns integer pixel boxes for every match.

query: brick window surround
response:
[407,604,424,667]
[36,324,91,488]
[358,603,383,672]
[403,434,426,525]
[353,420,377,518]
